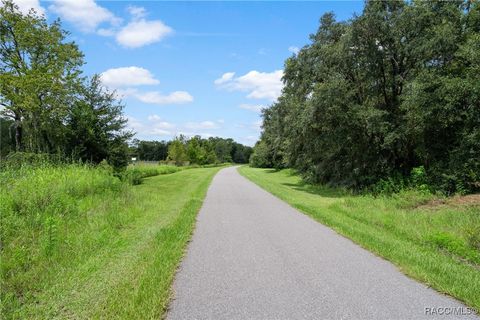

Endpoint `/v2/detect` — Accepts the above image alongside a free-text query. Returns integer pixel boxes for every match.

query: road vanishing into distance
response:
[168,167,478,320]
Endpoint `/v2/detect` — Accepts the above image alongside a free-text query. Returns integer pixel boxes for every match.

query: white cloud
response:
[150,128,171,136]
[147,114,161,121]
[127,115,175,137]
[126,115,144,132]
[116,19,172,48]
[49,0,120,33]
[288,46,300,54]
[7,0,45,15]
[239,104,265,113]
[147,115,175,129]
[127,5,146,20]
[100,67,193,105]
[215,70,283,101]
[185,121,219,130]
[100,66,159,88]
[48,2,172,49]
[214,72,235,85]
[136,91,193,105]
[97,28,115,37]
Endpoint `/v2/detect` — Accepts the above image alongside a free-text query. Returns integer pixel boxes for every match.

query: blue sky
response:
[15,0,364,145]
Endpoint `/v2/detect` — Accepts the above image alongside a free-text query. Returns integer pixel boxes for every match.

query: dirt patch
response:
[417,194,480,210]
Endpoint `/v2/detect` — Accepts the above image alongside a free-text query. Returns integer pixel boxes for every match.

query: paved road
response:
[168,167,478,320]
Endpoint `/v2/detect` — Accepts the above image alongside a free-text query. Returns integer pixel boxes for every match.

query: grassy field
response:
[1,164,222,319]
[239,166,480,310]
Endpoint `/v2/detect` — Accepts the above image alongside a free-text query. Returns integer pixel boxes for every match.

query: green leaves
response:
[255,0,480,194]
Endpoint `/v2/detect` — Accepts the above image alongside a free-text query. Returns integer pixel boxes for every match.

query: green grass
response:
[238,166,480,310]
[1,164,221,319]
[121,164,183,185]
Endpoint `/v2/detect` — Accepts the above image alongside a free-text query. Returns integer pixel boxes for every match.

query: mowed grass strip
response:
[238,166,480,310]
[1,165,221,319]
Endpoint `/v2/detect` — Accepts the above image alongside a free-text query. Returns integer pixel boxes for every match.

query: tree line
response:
[131,136,252,165]
[251,0,480,194]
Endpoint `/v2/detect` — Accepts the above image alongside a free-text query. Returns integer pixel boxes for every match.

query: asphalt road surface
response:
[167,166,478,320]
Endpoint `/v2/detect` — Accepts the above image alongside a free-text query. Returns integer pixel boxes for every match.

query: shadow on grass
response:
[260,167,352,198]
[281,181,351,198]
[263,168,282,174]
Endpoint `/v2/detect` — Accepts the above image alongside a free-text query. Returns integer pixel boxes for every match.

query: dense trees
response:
[254,0,480,193]
[131,139,169,162]
[0,0,83,152]
[161,135,251,165]
[129,136,252,165]
[0,0,131,168]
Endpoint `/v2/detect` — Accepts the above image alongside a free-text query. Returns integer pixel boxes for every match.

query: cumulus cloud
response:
[100,66,193,105]
[100,66,160,88]
[215,70,283,101]
[185,121,220,130]
[239,104,265,113]
[147,115,175,130]
[127,115,175,137]
[288,46,300,54]
[48,2,172,49]
[126,115,144,132]
[49,0,120,32]
[136,91,193,105]
[213,72,235,85]
[6,0,45,15]
[116,14,172,48]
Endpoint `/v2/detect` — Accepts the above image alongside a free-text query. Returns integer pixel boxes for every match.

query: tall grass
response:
[0,164,123,314]
[121,164,182,185]
[0,163,222,318]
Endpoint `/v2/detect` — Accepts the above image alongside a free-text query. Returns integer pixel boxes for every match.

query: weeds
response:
[0,163,221,318]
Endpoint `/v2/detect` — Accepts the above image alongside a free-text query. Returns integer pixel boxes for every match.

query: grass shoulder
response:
[238,166,480,310]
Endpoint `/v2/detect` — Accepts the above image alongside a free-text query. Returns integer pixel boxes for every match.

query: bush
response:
[249,141,272,168]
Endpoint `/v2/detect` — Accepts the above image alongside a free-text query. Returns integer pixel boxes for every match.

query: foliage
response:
[0,1,131,168]
[167,136,188,166]
[66,75,132,168]
[254,0,480,194]
[0,0,83,153]
[164,135,252,166]
[130,139,169,161]
[249,140,273,168]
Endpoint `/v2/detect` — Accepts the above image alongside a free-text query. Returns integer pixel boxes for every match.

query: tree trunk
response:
[14,112,22,151]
